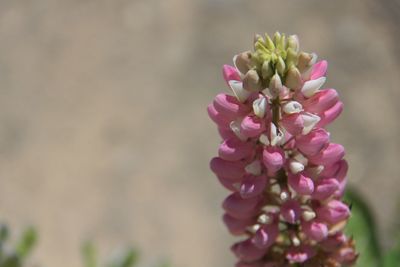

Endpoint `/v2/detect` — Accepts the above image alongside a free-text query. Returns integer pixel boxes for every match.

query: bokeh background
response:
[0,0,399,266]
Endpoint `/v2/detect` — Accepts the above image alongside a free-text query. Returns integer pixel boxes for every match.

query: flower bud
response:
[286,246,316,263]
[281,200,301,224]
[316,200,350,224]
[312,178,340,200]
[262,146,285,174]
[288,173,314,195]
[223,213,255,235]
[210,157,245,180]
[243,70,263,92]
[302,220,328,241]
[213,93,251,119]
[207,104,231,128]
[296,128,330,156]
[284,66,302,90]
[218,138,254,161]
[240,175,268,199]
[308,143,345,166]
[276,56,286,76]
[268,73,283,97]
[251,224,279,249]
[240,115,266,138]
[297,52,313,73]
[234,51,252,75]
[223,192,262,219]
[261,60,273,79]
[287,35,299,52]
[231,239,266,262]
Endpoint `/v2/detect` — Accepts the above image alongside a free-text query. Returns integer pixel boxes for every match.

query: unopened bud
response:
[285,66,302,90]
[287,35,299,52]
[298,52,313,72]
[243,69,262,92]
[234,51,252,74]
[262,60,273,79]
[269,73,283,97]
[276,56,286,76]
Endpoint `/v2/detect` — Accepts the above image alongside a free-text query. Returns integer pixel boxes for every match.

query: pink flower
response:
[208,32,357,267]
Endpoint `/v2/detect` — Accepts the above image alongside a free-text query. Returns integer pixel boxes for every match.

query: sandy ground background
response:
[0,0,399,266]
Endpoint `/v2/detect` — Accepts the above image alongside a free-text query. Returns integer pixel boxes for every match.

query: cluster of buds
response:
[208,32,357,267]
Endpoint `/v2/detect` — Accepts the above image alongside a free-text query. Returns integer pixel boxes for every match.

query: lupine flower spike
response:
[208,32,358,267]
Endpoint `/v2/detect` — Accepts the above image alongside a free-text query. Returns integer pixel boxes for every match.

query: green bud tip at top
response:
[235,32,317,92]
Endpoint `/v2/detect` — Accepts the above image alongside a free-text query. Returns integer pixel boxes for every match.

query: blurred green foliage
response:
[345,188,400,267]
[0,224,37,267]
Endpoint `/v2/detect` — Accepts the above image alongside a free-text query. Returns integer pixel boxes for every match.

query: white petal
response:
[301,77,326,97]
[289,161,304,174]
[302,210,316,221]
[247,224,261,233]
[257,214,272,224]
[270,123,284,146]
[228,80,251,102]
[259,133,270,145]
[293,153,308,165]
[280,191,289,201]
[253,97,267,118]
[301,112,321,135]
[310,53,318,65]
[230,120,247,141]
[282,101,303,114]
[308,165,324,176]
[268,73,283,98]
[232,55,245,78]
[245,160,262,175]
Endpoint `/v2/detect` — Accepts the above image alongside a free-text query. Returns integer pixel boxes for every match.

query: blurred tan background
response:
[0,0,399,266]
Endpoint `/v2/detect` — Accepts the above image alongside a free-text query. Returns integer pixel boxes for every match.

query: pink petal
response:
[241,115,266,138]
[310,60,328,80]
[210,157,245,180]
[316,200,350,224]
[312,178,340,200]
[262,146,285,174]
[308,143,345,166]
[223,64,241,85]
[223,192,262,219]
[295,128,330,156]
[302,89,338,115]
[280,113,304,136]
[288,173,314,195]
[223,213,255,235]
[231,239,266,262]
[302,220,329,241]
[316,101,343,128]
[240,174,268,199]
[213,93,250,119]
[219,138,254,161]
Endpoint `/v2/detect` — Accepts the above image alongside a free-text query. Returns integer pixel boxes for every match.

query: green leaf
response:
[82,241,97,267]
[344,188,381,267]
[15,227,37,259]
[383,241,400,267]
[107,248,138,267]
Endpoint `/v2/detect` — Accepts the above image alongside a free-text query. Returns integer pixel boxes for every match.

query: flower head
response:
[208,32,357,267]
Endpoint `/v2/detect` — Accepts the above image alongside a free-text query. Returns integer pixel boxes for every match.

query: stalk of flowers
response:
[208,32,358,267]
